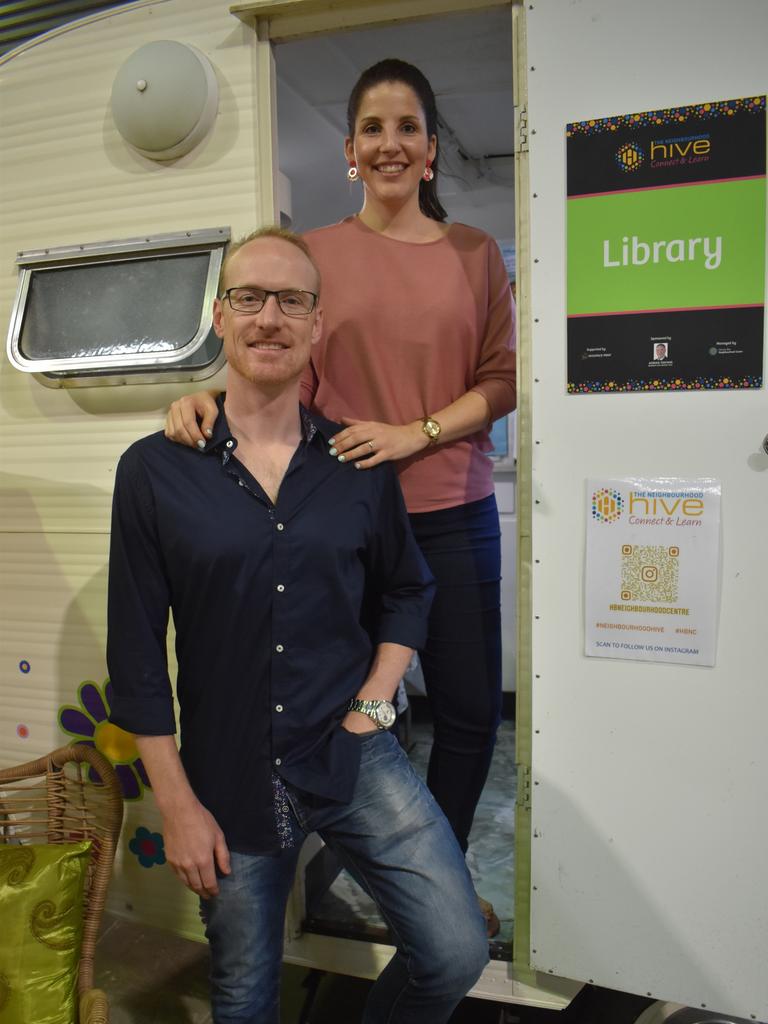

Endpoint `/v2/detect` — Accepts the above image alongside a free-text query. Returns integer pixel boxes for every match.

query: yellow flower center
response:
[94,721,138,763]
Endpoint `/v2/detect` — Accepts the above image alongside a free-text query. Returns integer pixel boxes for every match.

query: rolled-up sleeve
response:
[107,447,176,736]
[470,239,517,421]
[366,464,435,650]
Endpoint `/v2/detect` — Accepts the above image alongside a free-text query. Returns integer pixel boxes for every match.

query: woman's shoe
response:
[477,895,500,939]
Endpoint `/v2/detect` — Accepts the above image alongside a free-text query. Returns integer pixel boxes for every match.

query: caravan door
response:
[524,0,767,1019]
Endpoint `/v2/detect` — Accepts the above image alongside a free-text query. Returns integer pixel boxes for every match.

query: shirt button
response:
[276,522,285,531]
[275,758,282,766]
[238,479,244,486]
[226,440,234,448]
[276,584,285,593]
[275,704,284,712]
[275,644,284,653]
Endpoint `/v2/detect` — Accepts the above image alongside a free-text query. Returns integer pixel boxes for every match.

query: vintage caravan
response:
[1,1,766,1021]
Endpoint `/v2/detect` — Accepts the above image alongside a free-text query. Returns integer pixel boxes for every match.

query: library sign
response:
[566,96,766,394]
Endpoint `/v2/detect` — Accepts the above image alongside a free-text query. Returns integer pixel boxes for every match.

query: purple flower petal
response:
[134,759,151,787]
[60,708,96,738]
[104,679,115,711]
[115,764,141,801]
[80,682,108,723]
[88,765,103,785]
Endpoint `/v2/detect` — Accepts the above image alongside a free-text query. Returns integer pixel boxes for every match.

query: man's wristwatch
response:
[347,698,397,730]
[421,416,441,445]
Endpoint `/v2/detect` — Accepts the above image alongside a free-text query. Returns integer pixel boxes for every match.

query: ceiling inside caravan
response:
[273,8,516,238]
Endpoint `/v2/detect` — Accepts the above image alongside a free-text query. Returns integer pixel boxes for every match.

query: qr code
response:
[620,544,679,603]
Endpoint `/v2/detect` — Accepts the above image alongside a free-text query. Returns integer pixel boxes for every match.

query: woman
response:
[166,58,516,936]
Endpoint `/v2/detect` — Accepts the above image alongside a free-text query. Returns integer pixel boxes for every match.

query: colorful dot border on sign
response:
[568,375,762,394]
[19,660,31,674]
[566,95,765,137]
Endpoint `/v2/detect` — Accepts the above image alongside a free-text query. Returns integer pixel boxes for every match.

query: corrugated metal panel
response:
[0,529,205,933]
[1,535,111,752]
[0,0,266,933]
[0,529,181,766]
[0,0,263,523]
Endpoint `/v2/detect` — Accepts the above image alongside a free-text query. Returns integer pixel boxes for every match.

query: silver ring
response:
[368,440,374,451]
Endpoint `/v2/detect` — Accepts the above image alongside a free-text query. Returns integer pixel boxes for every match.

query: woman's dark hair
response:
[346,58,448,223]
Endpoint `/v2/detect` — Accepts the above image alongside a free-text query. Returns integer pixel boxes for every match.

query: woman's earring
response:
[423,161,434,183]
[347,163,359,182]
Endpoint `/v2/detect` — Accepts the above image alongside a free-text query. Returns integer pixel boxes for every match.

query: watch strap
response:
[421,416,441,445]
[347,698,395,729]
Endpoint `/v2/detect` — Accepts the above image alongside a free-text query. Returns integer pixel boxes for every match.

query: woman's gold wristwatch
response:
[421,416,441,445]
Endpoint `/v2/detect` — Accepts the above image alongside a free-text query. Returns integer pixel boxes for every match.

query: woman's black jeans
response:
[409,492,503,853]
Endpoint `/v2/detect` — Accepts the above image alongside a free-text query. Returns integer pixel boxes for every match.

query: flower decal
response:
[58,679,150,801]
[128,827,166,869]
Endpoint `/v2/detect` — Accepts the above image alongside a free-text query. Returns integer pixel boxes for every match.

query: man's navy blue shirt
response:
[107,403,434,854]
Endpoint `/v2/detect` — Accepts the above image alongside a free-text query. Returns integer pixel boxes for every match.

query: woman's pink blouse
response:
[302,216,516,513]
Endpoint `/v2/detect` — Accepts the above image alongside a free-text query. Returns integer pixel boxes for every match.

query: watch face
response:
[375,701,397,728]
[423,419,440,439]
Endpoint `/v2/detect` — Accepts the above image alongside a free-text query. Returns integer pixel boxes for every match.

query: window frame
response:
[6,226,230,385]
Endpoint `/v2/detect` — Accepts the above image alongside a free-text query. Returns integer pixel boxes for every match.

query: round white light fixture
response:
[111,40,218,160]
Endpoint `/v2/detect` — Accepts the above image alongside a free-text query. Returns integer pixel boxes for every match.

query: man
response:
[107,228,487,1024]
[654,341,668,361]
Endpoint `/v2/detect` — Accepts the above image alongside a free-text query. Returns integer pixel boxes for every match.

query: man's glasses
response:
[223,287,318,317]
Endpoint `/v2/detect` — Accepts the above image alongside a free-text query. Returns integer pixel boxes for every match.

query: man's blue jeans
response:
[200,730,488,1023]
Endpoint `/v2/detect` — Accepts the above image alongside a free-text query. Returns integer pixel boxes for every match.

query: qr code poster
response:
[585,478,721,665]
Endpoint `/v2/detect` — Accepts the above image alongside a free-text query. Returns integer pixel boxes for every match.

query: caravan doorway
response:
[270,7,519,961]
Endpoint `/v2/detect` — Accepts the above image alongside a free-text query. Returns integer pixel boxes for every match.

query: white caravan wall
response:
[0,0,268,938]
[526,0,767,1018]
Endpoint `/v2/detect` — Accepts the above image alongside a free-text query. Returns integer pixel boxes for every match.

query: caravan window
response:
[6,228,229,386]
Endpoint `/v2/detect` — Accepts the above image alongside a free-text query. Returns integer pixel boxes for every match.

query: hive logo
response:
[615,141,644,172]
[591,487,624,523]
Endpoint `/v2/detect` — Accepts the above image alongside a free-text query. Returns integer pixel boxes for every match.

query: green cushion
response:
[0,842,91,1024]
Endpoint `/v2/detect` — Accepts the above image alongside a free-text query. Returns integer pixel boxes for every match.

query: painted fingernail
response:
[196,440,206,450]
[338,454,346,462]
[355,462,362,469]
[329,437,336,445]
[329,447,337,456]
[205,428,213,437]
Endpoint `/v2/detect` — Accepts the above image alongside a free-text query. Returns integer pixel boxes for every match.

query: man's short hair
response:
[219,226,321,296]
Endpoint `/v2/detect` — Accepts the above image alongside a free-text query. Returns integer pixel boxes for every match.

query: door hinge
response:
[516,104,529,153]
[517,763,532,811]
